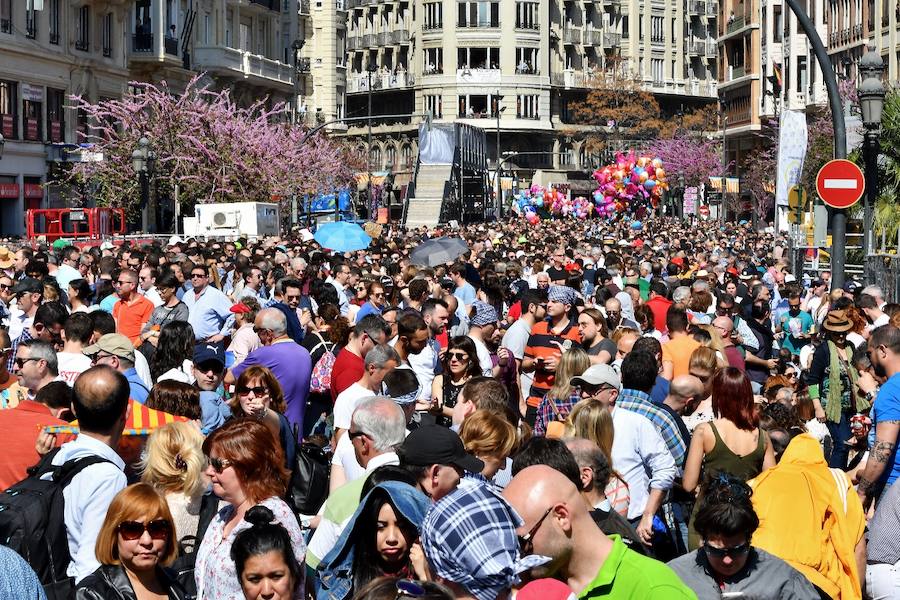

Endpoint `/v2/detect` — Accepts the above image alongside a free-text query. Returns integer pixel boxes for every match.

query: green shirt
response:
[578,535,697,599]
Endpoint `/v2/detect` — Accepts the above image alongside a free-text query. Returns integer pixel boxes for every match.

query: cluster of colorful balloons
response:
[512,185,596,223]
[592,152,669,219]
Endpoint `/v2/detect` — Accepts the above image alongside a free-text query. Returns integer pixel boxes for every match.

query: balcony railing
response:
[132,33,153,52]
[562,27,582,44]
[685,39,706,55]
[392,28,410,43]
[706,1,718,16]
[164,36,178,55]
[705,41,717,57]
[551,69,590,88]
[299,0,311,12]
[457,67,501,83]
[363,33,375,46]
[347,71,415,92]
[376,31,389,45]
[687,0,702,16]
[249,0,279,10]
[726,15,745,33]
[347,36,359,49]
[193,45,294,87]
[602,31,621,46]
[584,28,603,45]
[729,65,746,79]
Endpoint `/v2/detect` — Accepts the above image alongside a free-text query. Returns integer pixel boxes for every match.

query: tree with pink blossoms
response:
[645,136,724,188]
[59,76,361,219]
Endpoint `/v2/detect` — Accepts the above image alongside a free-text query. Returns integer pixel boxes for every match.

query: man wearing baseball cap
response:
[192,343,231,433]
[398,424,484,501]
[83,333,149,404]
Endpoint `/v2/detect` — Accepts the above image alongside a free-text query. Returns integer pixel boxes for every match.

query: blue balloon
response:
[535,198,544,207]
[631,221,643,230]
[644,180,657,190]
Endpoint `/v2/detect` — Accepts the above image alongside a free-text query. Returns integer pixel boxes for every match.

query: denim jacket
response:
[316,481,430,600]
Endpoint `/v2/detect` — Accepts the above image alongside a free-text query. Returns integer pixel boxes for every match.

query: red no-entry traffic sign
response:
[816,159,864,209]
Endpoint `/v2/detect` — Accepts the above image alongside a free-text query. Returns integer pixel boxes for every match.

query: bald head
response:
[504,465,585,523]
[666,374,703,413]
[72,365,129,435]
[713,316,734,335]
[256,308,287,336]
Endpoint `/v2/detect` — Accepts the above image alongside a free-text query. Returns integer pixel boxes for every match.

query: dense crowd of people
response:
[0,216,898,599]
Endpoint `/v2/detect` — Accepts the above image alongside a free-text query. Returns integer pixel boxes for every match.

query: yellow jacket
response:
[748,434,865,600]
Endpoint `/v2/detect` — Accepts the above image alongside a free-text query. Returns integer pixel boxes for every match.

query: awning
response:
[355,170,392,191]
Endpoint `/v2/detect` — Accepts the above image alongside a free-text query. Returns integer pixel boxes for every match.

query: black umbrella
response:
[410,236,470,267]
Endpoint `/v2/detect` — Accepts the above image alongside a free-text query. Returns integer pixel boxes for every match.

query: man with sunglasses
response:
[183,264,233,347]
[82,333,150,404]
[0,273,14,329]
[6,277,43,342]
[6,300,67,376]
[503,465,693,598]
[111,269,154,345]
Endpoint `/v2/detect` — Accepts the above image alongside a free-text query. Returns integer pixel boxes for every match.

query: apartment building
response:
[0,0,299,236]
[332,0,719,205]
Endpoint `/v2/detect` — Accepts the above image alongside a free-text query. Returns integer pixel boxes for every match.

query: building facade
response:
[0,0,299,236]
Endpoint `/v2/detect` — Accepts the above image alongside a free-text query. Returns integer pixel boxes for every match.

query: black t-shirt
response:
[547,267,567,282]
[590,509,649,556]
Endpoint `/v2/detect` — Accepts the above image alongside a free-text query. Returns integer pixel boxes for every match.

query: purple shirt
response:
[231,340,313,433]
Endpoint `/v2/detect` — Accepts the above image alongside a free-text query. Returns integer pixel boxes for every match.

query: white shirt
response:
[471,337,493,376]
[133,348,153,389]
[325,277,351,316]
[610,406,676,520]
[141,286,164,308]
[157,359,196,384]
[331,432,367,484]
[56,352,92,387]
[54,264,82,290]
[46,434,127,582]
[333,382,377,430]
[407,338,439,400]
[7,308,31,342]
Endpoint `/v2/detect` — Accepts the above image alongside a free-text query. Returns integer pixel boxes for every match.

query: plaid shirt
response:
[533,391,579,437]
[422,475,548,600]
[616,388,687,469]
[6,328,33,373]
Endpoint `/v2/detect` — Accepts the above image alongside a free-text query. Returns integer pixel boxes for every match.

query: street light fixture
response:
[858,43,885,258]
[131,135,156,231]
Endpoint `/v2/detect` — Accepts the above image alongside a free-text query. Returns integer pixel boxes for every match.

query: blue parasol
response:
[313,221,372,253]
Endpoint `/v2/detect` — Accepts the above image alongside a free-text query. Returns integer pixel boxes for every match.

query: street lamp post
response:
[494,90,506,218]
[367,62,377,221]
[131,135,155,232]
[291,39,305,126]
[720,101,728,224]
[858,43,885,259]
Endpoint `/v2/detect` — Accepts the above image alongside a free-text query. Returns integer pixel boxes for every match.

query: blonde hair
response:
[547,347,591,403]
[689,345,719,374]
[611,327,640,344]
[139,421,206,499]
[566,400,615,468]
[459,409,517,459]
[95,483,178,566]
[697,324,728,366]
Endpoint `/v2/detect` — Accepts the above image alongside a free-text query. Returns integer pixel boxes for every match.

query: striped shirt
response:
[616,388,686,469]
[524,320,582,408]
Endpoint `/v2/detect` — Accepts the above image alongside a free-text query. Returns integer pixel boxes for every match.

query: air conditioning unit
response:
[211,211,238,228]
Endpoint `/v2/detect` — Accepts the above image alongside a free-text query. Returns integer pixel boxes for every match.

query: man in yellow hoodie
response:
[748,433,866,599]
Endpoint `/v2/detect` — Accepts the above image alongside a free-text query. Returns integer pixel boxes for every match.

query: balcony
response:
[164,36,178,55]
[377,31,389,45]
[249,0,279,10]
[132,33,154,52]
[347,0,361,7]
[685,39,703,55]
[347,36,359,49]
[584,28,603,46]
[392,28,410,43]
[299,0,311,13]
[687,0,702,16]
[728,64,746,80]
[457,67,501,83]
[297,57,311,73]
[705,41,717,57]
[363,33,375,47]
[603,31,621,46]
[562,27,582,44]
[726,15,746,33]
[193,45,294,90]
[706,1,718,16]
[551,68,590,89]
[346,71,415,92]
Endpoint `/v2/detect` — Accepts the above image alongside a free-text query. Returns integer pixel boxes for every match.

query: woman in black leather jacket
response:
[76,483,192,600]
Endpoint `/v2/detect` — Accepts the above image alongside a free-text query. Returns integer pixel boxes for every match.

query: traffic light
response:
[787,185,805,224]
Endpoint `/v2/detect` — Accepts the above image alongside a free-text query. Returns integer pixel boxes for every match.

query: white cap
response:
[570,364,621,392]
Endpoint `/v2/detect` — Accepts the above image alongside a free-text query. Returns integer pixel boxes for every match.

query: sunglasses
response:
[14,357,40,368]
[716,307,734,316]
[115,280,132,285]
[518,506,553,556]
[237,385,269,396]
[702,541,750,559]
[117,519,171,541]
[0,283,10,290]
[447,352,469,361]
[206,456,233,473]
[394,579,426,599]
[348,430,368,440]
[190,273,207,279]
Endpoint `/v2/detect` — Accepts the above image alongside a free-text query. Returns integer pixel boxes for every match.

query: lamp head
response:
[859,76,886,127]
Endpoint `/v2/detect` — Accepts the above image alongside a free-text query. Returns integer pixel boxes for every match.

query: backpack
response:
[286,425,331,516]
[0,448,112,600]
[309,334,337,394]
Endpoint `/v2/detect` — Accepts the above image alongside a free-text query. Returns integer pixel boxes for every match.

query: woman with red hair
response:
[682,367,776,550]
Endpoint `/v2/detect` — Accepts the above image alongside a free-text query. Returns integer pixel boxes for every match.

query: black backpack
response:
[286,425,331,516]
[0,448,112,600]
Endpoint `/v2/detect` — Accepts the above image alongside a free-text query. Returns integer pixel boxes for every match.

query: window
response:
[401,144,413,168]
[423,47,443,74]
[76,6,90,51]
[651,16,664,43]
[797,55,807,93]
[651,58,664,84]
[204,14,211,44]
[0,80,17,139]
[424,1,442,29]
[22,92,43,142]
[102,13,113,56]
[773,6,782,42]
[48,88,65,143]
[0,0,11,34]
[516,1,539,29]
[638,13,643,39]
[49,0,60,44]
[369,146,382,169]
[622,15,629,38]
[385,145,396,167]
[516,94,539,119]
[515,47,539,73]
[425,93,443,118]
[458,0,499,27]
[457,47,499,69]
[26,0,37,38]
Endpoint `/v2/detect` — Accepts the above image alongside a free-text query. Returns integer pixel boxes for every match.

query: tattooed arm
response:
[857,420,900,510]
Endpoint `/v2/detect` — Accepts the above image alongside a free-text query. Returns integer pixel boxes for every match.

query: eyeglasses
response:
[91,352,117,364]
[348,430,368,440]
[190,273,207,279]
[716,307,734,316]
[114,279,133,285]
[253,326,271,335]
[785,372,798,379]
[447,351,469,362]
[237,385,269,397]
[117,519,171,541]
[518,506,554,556]
[372,292,385,298]
[14,357,40,368]
[702,541,751,559]
[578,384,613,398]
[206,456,233,473]
[0,283,10,290]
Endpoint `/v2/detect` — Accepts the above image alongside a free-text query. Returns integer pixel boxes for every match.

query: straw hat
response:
[0,246,13,269]
[823,309,854,333]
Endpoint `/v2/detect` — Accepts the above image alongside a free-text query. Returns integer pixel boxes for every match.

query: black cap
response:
[13,277,43,295]
[399,425,485,474]
[740,266,757,280]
